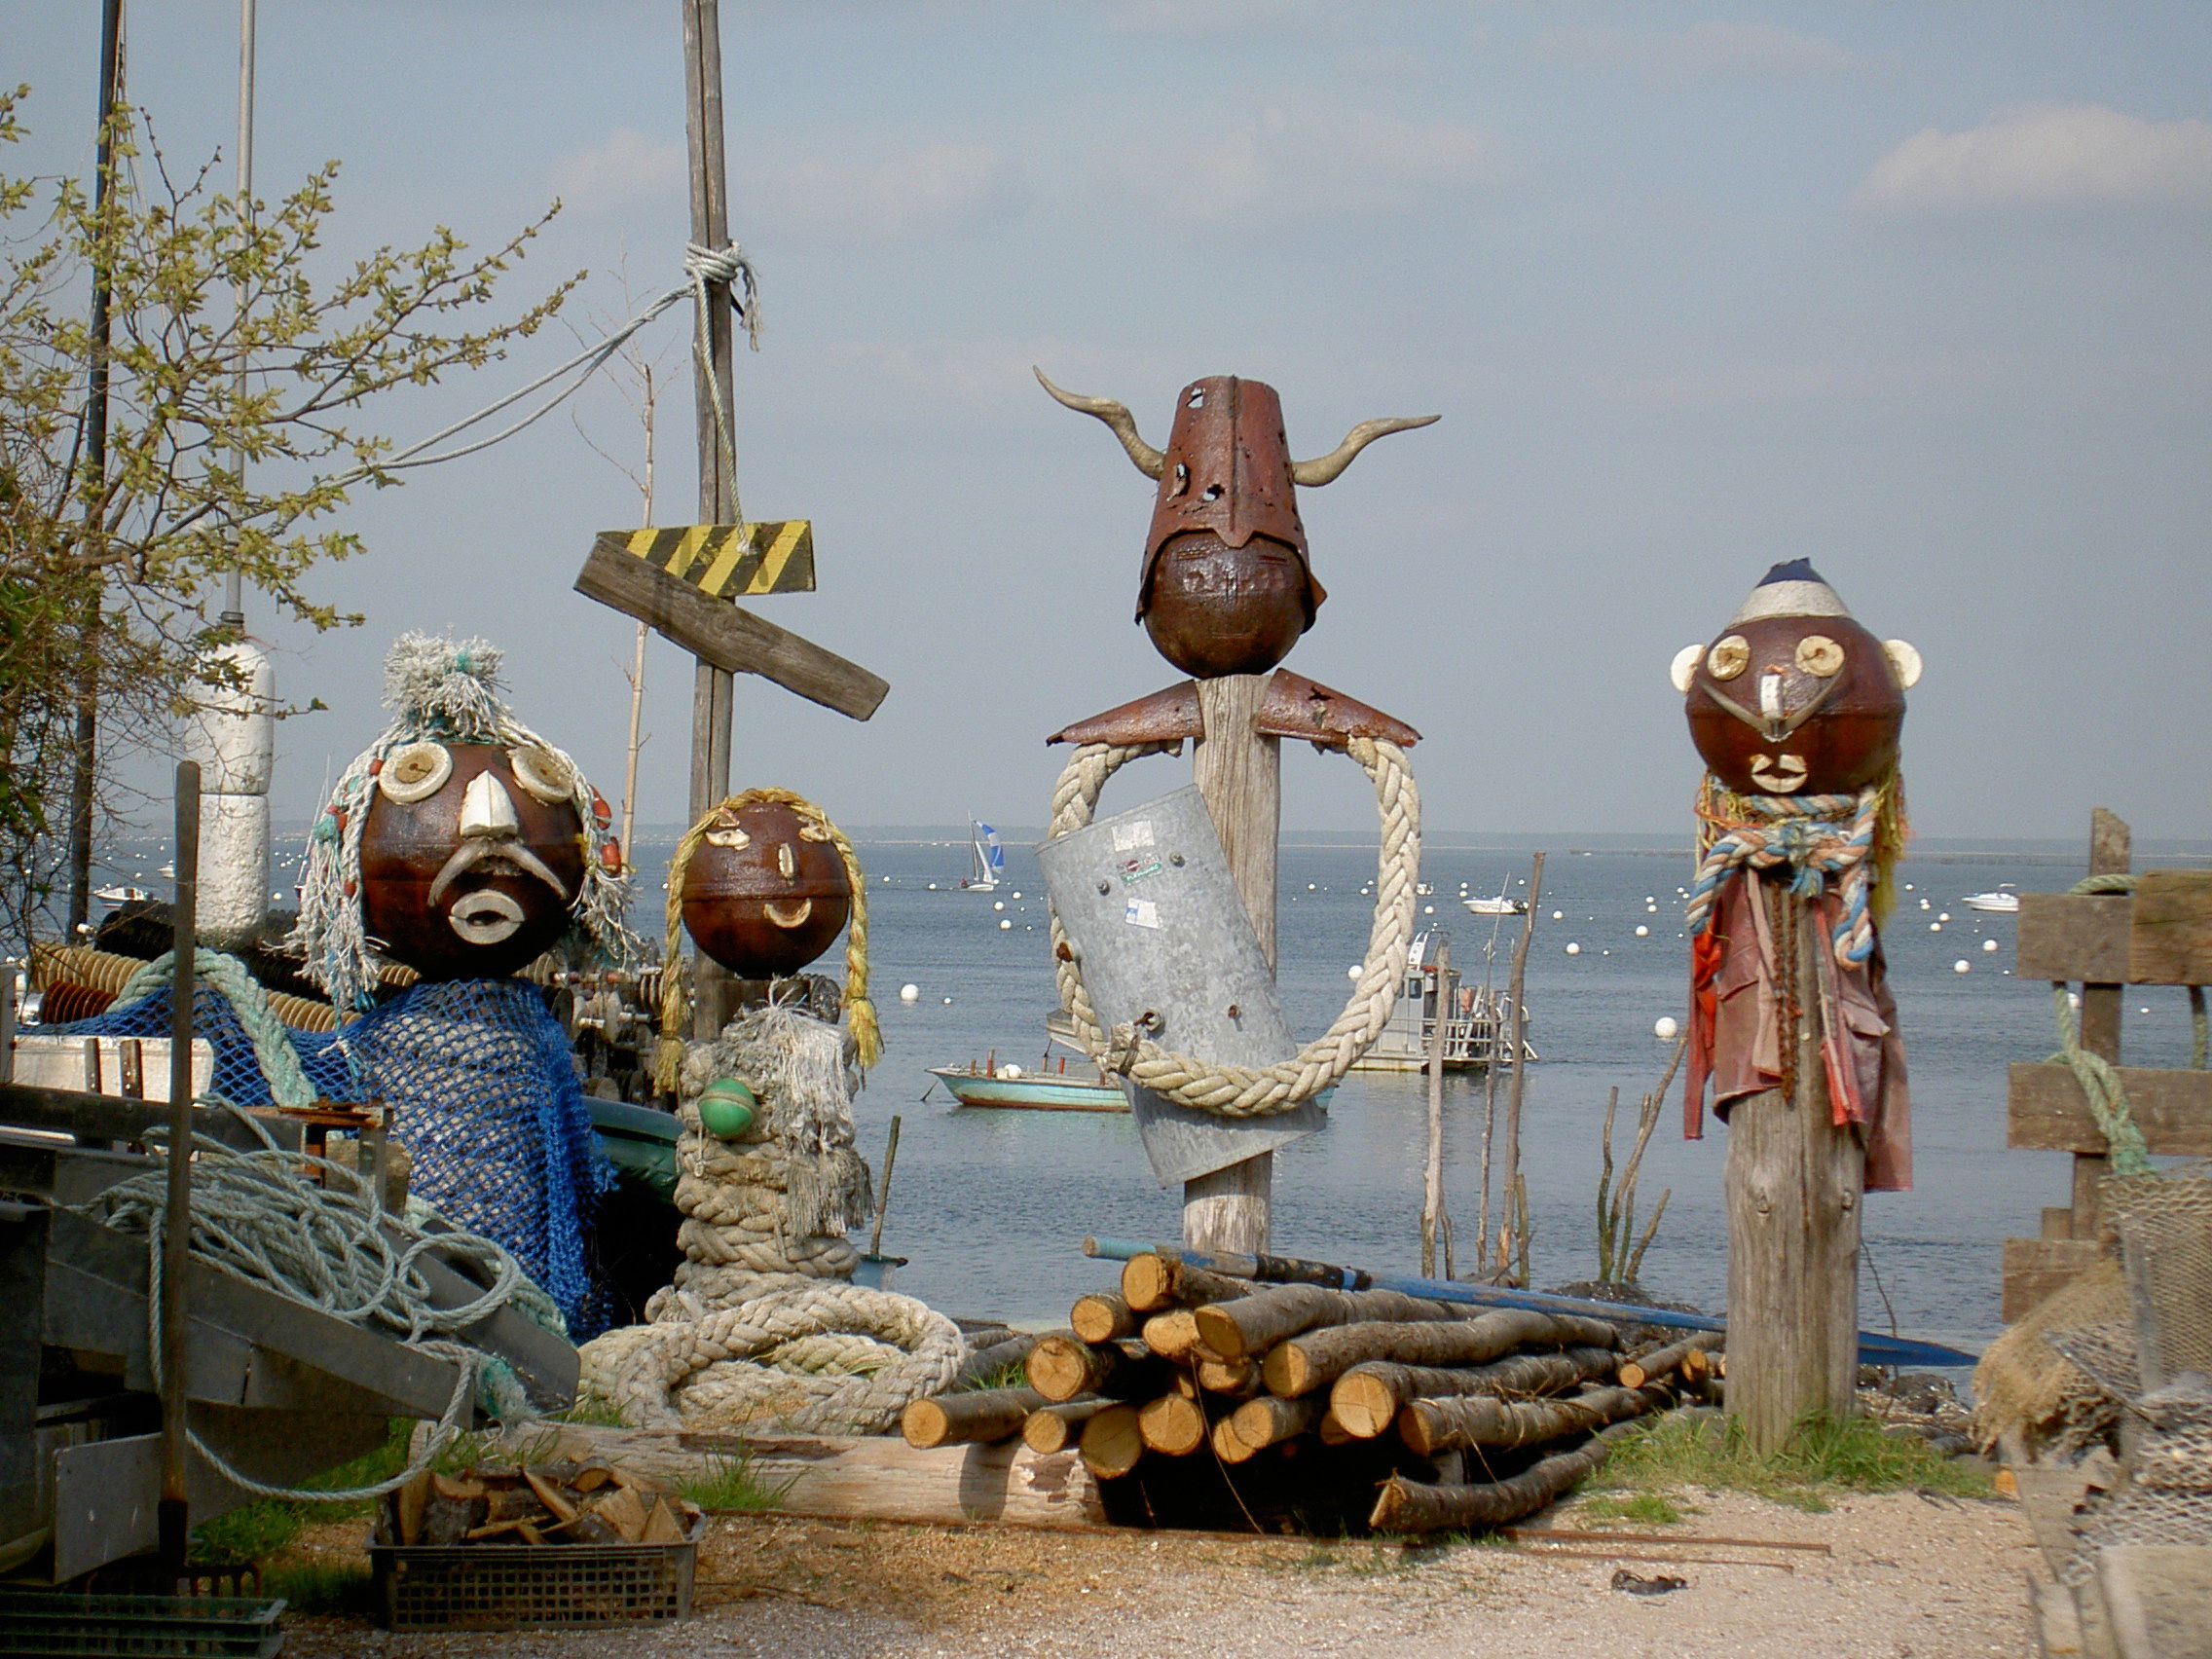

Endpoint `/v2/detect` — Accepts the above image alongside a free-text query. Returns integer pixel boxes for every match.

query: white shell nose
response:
[459,769,520,839]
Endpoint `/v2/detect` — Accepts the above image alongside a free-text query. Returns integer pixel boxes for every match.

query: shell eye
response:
[509,744,574,804]
[1794,634,1845,678]
[704,825,751,850]
[797,823,832,842]
[1706,636,1751,681]
[379,742,452,804]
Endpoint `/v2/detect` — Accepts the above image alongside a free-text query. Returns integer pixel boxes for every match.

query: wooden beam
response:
[2002,1236,2105,1322]
[2008,1062,2212,1157]
[2076,810,2131,1235]
[2129,870,2212,985]
[2017,895,2130,983]
[576,541,887,721]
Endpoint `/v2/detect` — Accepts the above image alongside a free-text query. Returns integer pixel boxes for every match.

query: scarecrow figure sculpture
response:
[1675,560,1922,1189]
[293,634,631,1332]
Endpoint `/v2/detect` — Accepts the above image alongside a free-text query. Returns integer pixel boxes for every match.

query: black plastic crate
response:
[366,1517,701,1631]
[0,1592,285,1658]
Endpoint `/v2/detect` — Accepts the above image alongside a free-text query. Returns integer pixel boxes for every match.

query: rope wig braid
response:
[1044,734,1422,1118]
[291,634,635,1013]
[654,787,879,1089]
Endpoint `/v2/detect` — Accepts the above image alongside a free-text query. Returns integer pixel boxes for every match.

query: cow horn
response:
[1034,368,1165,480]
[1290,414,1441,487]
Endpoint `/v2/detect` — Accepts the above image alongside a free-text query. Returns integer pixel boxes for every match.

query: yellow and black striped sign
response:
[610,521,815,599]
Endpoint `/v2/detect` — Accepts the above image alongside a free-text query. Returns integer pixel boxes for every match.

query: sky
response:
[10,1,2211,844]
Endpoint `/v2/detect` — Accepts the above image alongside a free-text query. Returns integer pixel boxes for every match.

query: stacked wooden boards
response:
[899,1252,1721,1534]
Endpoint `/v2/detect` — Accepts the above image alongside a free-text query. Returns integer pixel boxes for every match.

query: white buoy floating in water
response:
[1635,925,1649,938]
[1347,964,1363,979]
[1983,939,1999,953]
[1655,1015,1679,1040]
[1954,959,1971,974]
[999,919,1013,930]
[900,983,920,1003]
[1566,942,1581,956]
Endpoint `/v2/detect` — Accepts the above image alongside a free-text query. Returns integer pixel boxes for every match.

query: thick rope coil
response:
[112,948,317,1108]
[1685,774,1904,968]
[1043,734,1421,1118]
[654,788,879,1090]
[80,1103,558,1502]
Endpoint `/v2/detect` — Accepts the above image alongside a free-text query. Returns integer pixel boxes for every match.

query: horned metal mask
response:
[1037,370,1437,679]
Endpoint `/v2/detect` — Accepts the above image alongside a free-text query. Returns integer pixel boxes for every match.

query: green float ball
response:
[697,1078,756,1140]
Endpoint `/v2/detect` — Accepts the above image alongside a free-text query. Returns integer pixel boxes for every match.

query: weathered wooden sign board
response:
[574,538,887,722]
[605,522,816,599]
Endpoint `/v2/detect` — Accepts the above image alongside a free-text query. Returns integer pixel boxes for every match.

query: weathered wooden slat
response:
[574,541,888,721]
[2009,1062,2212,1157]
[2016,894,2131,983]
[2128,870,2212,985]
[2002,1236,2105,1322]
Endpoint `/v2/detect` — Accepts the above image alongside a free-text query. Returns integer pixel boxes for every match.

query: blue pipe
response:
[1082,1236,1978,1370]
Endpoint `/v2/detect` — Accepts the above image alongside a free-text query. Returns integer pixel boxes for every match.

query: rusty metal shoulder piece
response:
[1048,681,1203,748]
[1254,670,1420,752]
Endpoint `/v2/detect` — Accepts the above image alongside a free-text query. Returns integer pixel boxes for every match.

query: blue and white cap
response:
[1726,559,1850,625]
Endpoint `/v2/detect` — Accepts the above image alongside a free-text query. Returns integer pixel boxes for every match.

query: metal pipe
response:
[1078,1235,1977,1370]
[159,760,202,1578]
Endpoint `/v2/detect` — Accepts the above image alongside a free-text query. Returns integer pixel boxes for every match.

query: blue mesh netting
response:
[344,978,613,1336]
[52,983,353,1107]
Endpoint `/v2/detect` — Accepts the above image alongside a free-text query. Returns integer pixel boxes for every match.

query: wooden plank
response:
[2009,1062,2212,1157]
[2094,1544,2212,1659]
[2017,895,2131,983]
[0,1079,300,1153]
[2129,871,2212,985]
[576,542,887,722]
[2003,1236,2105,1322]
[611,523,816,598]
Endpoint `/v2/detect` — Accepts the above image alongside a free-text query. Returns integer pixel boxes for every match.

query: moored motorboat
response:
[927,1058,1129,1112]
[1963,887,2019,913]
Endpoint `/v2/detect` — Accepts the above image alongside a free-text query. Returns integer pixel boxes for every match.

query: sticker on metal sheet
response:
[1112,821,1156,852]
[1124,898,1161,929]
[1120,856,1164,885]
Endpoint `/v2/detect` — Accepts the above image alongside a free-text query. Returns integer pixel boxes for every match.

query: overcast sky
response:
[11,1,2210,842]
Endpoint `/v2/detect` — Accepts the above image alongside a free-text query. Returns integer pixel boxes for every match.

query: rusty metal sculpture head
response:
[1672,561,1921,796]
[1037,369,1437,679]
[680,797,854,978]
[293,634,630,1011]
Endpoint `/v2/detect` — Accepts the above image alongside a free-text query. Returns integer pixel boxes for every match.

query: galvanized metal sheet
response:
[1037,786,1322,1185]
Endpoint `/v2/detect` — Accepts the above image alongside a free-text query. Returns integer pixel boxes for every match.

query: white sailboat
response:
[959,820,1006,891]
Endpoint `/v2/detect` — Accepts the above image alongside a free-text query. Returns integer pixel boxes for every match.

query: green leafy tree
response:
[0,85,579,950]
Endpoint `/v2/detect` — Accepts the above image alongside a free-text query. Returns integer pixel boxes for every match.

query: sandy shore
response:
[281,1484,2036,1659]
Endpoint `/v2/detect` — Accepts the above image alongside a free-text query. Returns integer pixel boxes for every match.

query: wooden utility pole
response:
[1186,674,1280,1252]
[1497,851,1543,1278]
[682,0,738,1036]
[158,760,200,1579]
[1420,934,1455,1276]
[1723,878,1864,1454]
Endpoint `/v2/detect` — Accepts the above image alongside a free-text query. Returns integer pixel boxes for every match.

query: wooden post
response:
[1186,674,1280,1253]
[2070,809,2130,1238]
[1420,937,1454,1276]
[159,760,201,1578]
[1497,851,1543,1278]
[682,0,739,1038]
[1723,877,1863,1454]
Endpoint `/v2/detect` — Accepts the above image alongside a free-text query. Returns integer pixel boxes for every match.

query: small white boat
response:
[958,819,1005,892]
[93,885,153,904]
[927,1058,1129,1112]
[1461,894,1527,916]
[1964,887,2020,914]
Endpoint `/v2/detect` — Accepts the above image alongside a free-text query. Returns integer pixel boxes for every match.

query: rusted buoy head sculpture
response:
[680,796,854,978]
[1671,560,1921,798]
[1036,369,1437,679]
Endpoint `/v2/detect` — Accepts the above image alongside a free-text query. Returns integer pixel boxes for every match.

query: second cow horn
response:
[1290,414,1442,487]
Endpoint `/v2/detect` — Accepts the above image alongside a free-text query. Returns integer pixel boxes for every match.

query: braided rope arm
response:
[1045,735,1421,1118]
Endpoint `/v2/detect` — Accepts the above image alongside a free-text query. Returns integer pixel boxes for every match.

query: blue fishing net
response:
[343,977,613,1337]
[50,984,353,1107]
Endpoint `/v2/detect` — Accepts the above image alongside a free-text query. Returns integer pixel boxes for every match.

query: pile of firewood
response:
[900,1253,1721,1534]
[377,1461,702,1548]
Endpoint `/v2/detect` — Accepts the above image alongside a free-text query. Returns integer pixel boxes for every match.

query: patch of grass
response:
[191,1419,421,1564]
[544,1397,629,1427]
[261,1560,378,1618]
[1577,1490,1691,1526]
[959,1359,1031,1392]
[680,1448,790,1513]
[1592,1410,1994,1517]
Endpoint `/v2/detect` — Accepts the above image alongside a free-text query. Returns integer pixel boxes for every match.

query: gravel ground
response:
[281,1485,2036,1659]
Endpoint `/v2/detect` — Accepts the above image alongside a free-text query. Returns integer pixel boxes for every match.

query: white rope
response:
[323,242,759,489]
[77,1104,557,1502]
[1046,734,1421,1117]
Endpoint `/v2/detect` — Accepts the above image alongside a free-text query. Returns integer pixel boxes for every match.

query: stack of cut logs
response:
[901,1253,1721,1534]
[378,1461,702,1548]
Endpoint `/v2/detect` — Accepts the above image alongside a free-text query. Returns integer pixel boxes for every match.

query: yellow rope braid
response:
[654,788,880,1089]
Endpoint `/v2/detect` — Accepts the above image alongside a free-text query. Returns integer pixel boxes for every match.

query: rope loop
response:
[1686,779,1889,967]
[1044,733,1422,1118]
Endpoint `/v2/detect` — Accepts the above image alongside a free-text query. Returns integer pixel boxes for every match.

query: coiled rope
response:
[655,788,880,1088]
[1043,734,1421,1118]
[1686,775,1903,967]
[113,948,316,1108]
[76,1104,560,1501]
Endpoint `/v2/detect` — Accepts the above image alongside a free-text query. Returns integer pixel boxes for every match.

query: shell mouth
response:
[763,899,814,929]
[1748,753,1809,794]
[448,889,526,943]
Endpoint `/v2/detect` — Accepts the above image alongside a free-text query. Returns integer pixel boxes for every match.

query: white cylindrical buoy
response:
[900,983,920,1003]
[1954,959,1971,974]
[1938,912,1951,923]
[1551,909,1564,920]
[928,882,939,890]
[1423,904,1434,914]
[993,900,1005,911]
[1982,939,1998,953]
[182,638,276,949]
[998,918,1013,931]
[1566,942,1581,956]
[1347,964,1363,979]
[1930,922,1942,932]
[1012,891,1021,899]
[1655,1015,1679,1040]
[1635,925,1649,938]
[942,996,954,1005]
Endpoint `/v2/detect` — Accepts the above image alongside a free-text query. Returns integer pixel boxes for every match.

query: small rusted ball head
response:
[1035,369,1438,680]
[680,799,853,977]
[1672,560,1923,796]
[359,741,590,980]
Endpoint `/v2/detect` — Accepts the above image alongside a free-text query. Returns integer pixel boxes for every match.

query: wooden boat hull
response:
[928,1068,1129,1113]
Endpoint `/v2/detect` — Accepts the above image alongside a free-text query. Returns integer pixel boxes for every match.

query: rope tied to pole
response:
[1685,772,1906,968]
[112,947,315,1108]
[1044,733,1422,1118]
